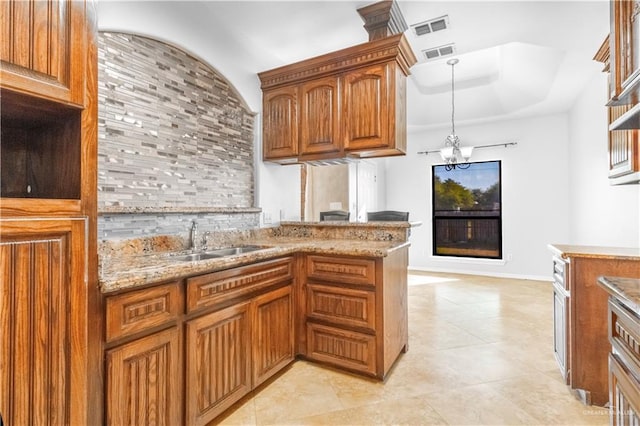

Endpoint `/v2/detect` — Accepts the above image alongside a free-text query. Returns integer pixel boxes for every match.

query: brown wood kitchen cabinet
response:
[0,0,87,106]
[262,86,299,162]
[608,297,640,424]
[259,33,416,163]
[609,0,640,106]
[105,282,184,425]
[299,76,341,158]
[300,247,409,379]
[549,245,640,406]
[0,0,100,423]
[104,257,295,425]
[185,257,294,425]
[597,276,640,425]
[595,35,640,184]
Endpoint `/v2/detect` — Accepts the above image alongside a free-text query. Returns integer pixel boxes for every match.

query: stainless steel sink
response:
[205,245,268,257]
[172,252,223,262]
[172,245,271,262]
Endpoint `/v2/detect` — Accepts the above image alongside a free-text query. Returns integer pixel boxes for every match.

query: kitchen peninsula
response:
[100,221,416,424]
[548,244,640,406]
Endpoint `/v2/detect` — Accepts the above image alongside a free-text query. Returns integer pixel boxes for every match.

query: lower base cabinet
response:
[186,302,252,426]
[301,247,409,379]
[104,249,408,423]
[603,293,640,425]
[185,285,294,425]
[106,327,182,425]
[105,257,295,426]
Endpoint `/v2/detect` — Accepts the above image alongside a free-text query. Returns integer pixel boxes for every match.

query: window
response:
[432,160,502,259]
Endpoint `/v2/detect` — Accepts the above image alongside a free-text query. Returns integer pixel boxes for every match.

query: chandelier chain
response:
[450,59,455,138]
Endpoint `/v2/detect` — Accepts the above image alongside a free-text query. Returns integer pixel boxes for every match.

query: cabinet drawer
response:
[306,255,376,287]
[307,283,375,331]
[610,298,640,380]
[306,322,376,376]
[187,257,294,313]
[552,256,568,291]
[106,282,182,342]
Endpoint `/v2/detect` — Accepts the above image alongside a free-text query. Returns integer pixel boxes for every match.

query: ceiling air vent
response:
[422,43,456,61]
[412,15,449,37]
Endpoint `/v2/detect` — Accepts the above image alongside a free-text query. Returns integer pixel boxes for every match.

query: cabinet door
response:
[342,63,390,151]
[611,0,640,98]
[185,302,251,426]
[609,104,639,178]
[263,86,299,161]
[0,0,86,105]
[106,327,182,426]
[609,354,640,425]
[0,218,87,425]
[553,285,569,384]
[252,285,295,387]
[299,77,341,157]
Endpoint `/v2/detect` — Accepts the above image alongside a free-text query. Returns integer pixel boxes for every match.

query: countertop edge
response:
[100,241,410,294]
[548,243,640,260]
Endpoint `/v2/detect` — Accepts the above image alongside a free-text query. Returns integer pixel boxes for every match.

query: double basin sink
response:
[172,245,270,262]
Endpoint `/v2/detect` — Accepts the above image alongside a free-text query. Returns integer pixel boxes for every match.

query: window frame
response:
[431,160,503,260]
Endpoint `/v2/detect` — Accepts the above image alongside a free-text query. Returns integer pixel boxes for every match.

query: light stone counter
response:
[598,276,640,314]
[100,222,417,294]
[548,244,640,260]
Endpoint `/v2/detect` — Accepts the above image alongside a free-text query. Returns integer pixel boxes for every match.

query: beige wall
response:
[306,165,349,221]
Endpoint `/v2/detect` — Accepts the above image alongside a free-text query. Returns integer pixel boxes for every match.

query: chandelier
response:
[418,58,517,170]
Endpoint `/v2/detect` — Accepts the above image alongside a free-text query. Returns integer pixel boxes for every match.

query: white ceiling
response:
[97,0,610,132]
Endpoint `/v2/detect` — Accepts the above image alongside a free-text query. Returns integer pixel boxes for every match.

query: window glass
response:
[432,161,502,259]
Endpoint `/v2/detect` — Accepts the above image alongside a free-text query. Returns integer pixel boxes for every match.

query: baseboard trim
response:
[408,265,550,282]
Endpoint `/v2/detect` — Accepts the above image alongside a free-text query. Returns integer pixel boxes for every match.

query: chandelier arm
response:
[417,142,517,155]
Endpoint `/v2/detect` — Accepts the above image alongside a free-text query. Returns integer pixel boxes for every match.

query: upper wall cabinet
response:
[596,16,640,184]
[607,0,640,143]
[0,0,87,107]
[259,33,416,164]
[609,0,640,106]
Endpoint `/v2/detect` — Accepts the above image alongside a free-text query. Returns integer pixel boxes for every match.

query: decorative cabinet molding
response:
[259,33,416,163]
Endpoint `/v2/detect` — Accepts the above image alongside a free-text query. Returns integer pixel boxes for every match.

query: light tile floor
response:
[219,272,610,425]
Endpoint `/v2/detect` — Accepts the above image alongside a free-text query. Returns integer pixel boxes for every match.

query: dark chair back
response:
[320,210,350,221]
[367,210,409,221]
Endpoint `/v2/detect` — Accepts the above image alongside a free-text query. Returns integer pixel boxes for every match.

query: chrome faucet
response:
[190,221,199,252]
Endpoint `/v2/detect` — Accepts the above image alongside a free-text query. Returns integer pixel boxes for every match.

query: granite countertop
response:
[598,276,640,315]
[100,236,410,294]
[548,244,640,260]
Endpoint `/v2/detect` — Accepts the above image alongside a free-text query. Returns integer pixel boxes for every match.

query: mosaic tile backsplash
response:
[97,32,258,238]
[98,31,255,208]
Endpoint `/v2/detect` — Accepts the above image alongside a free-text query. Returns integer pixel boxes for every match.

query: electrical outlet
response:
[506,253,513,261]
[263,212,272,224]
